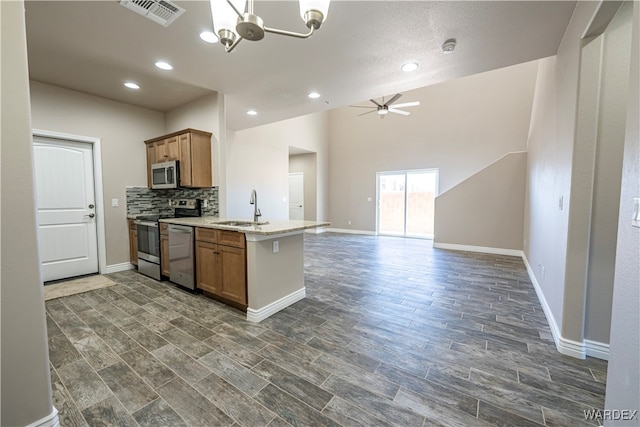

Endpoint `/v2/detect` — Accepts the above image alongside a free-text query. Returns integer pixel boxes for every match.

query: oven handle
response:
[135,221,159,228]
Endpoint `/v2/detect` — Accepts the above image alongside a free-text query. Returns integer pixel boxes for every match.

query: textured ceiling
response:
[24,1,576,130]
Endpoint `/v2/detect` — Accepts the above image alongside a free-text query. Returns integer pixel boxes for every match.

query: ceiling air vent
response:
[120,0,185,27]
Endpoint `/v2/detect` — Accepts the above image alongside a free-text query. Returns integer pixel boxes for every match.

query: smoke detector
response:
[120,0,185,27]
[442,38,457,54]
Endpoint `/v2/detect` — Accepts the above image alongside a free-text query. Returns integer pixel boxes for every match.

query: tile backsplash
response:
[126,186,219,216]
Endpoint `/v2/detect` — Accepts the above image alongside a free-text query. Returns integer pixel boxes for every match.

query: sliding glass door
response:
[377,169,438,238]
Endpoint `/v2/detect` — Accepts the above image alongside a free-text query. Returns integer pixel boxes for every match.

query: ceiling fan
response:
[349,94,420,118]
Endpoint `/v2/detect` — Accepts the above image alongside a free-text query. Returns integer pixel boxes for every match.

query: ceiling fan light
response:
[377,109,388,115]
[299,0,330,29]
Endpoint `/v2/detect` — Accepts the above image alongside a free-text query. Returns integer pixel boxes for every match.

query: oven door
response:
[136,220,160,263]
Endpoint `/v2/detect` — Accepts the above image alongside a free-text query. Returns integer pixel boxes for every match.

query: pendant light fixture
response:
[210,0,330,52]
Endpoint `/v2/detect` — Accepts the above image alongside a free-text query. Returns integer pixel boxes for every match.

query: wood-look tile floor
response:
[46,233,608,427]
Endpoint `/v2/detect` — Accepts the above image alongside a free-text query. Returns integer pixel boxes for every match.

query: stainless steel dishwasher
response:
[168,224,195,290]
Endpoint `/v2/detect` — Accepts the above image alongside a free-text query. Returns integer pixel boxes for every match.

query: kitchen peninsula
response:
[160,217,329,322]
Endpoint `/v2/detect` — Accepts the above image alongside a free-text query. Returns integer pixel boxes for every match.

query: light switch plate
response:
[273,240,279,253]
[633,198,640,228]
[112,198,119,207]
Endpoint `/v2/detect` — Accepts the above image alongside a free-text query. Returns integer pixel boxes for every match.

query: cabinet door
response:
[129,228,138,266]
[146,142,156,188]
[160,234,170,277]
[165,136,180,161]
[218,245,247,305]
[178,133,192,187]
[155,137,179,162]
[190,131,212,187]
[196,240,219,294]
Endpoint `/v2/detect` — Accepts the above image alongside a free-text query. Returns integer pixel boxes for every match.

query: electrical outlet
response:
[348,220,351,225]
[273,240,279,253]
[542,266,546,278]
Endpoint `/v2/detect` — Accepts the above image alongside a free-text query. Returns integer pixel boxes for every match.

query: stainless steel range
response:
[135,199,201,281]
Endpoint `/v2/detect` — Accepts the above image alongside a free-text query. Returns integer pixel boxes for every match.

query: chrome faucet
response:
[250,189,261,223]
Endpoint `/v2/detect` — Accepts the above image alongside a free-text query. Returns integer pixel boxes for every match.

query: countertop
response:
[156,216,330,235]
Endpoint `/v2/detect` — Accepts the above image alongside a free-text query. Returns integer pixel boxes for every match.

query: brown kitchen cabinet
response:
[160,223,170,277]
[195,227,247,309]
[128,219,138,266]
[144,129,212,188]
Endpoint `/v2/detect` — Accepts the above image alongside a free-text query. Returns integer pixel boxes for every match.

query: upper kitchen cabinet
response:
[145,129,212,188]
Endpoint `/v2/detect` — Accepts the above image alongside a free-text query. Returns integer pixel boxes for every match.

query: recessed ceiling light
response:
[200,31,218,44]
[401,63,418,72]
[155,61,173,70]
[124,82,140,90]
[308,92,321,99]
[246,110,258,116]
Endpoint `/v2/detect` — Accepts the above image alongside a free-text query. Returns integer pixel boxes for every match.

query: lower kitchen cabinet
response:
[195,228,247,309]
[195,240,219,294]
[160,223,170,277]
[217,245,247,304]
[128,219,138,266]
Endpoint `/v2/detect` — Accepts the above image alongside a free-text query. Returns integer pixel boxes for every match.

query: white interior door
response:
[33,138,99,282]
[289,172,304,220]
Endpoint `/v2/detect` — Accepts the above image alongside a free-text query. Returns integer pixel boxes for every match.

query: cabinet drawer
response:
[159,222,169,235]
[196,227,218,243]
[218,230,245,248]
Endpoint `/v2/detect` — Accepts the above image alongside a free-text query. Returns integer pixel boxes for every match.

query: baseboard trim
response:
[433,242,524,257]
[585,339,610,361]
[305,227,328,234]
[522,254,610,360]
[246,288,306,323]
[26,407,59,427]
[103,262,135,274]
[324,228,376,236]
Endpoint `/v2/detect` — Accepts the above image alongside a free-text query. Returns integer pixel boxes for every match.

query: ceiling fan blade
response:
[358,110,377,116]
[369,99,383,107]
[349,105,376,109]
[388,108,410,116]
[385,93,402,106]
[391,101,420,109]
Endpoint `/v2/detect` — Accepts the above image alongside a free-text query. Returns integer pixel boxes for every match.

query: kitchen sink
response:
[215,220,269,227]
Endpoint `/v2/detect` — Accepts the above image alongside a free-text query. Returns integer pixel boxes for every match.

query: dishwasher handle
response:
[168,225,193,234]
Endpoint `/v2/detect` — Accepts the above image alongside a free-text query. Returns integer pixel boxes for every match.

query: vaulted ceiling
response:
[24,1,576,130]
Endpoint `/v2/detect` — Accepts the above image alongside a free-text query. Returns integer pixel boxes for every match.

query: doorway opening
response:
[377,169,438,238]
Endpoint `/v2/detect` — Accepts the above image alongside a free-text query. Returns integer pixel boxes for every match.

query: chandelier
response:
[210,0,331,52]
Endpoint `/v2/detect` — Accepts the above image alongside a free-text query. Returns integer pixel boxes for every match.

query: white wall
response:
[584,2,632,345]
[523,55,567,330]
[328,60,538,232]
[226,112,329,221]
[29,81,165,266]
[524,1,602,352]
[605,0,640,419]
[1,1,55,425]
[525,1,636,360]
[434,152,526,251]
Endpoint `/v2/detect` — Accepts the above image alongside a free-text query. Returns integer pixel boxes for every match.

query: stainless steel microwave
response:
[151,160,179,189]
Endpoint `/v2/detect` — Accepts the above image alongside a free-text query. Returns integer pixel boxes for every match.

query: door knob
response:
[88,204,95,209]
[87,213,95,218]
